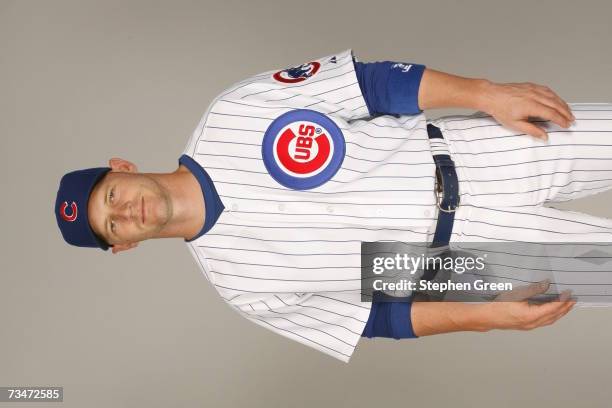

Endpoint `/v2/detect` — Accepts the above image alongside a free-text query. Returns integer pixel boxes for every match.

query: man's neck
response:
[146,165,206,240]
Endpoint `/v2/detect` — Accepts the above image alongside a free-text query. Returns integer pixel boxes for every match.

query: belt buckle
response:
[434,170,459,213]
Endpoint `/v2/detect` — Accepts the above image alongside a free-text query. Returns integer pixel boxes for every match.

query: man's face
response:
[87,170,172,246]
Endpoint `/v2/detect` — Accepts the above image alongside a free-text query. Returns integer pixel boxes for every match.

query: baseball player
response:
[55,49,612,362]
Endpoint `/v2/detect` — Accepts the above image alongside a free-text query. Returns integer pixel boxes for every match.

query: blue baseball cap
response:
[55,167,112,250]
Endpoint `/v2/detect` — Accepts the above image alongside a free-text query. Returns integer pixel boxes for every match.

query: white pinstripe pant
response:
[428,103,612,304]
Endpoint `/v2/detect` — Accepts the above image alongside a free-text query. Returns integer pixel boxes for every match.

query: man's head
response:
[55,158,173,254]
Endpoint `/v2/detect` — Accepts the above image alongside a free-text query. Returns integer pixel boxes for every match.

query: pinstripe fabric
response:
[429,104,612,228]
[182,47,612,362]
[182,50,438,362]
[430,105,612,305]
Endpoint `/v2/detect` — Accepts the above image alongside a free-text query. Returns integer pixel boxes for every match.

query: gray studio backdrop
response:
[2,1,612,407]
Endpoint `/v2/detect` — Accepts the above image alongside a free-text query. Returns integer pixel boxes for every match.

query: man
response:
[56,49,612,362]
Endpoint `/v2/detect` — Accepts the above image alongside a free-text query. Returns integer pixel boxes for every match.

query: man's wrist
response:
[418,69,494,112]
[460,302,495,332]
[472,78,497,113]
[411,301,494,336]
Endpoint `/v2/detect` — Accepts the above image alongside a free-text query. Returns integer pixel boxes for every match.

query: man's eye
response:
[110,220,116,233]
[109,188,115,203]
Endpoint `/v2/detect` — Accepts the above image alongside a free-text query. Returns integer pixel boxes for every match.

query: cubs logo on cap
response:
[272,62,321,83]
[60,201,78,222]
[262,109,345,190]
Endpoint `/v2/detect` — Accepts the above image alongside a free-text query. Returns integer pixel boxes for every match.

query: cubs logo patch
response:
[262,109,345,190]
[272,61,321,83]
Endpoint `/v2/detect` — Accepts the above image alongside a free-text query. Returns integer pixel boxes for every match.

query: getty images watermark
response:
[360,241,612,302]
[370,251,509,292]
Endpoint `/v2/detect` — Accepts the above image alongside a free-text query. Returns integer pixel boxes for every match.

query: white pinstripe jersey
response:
[182,49,438,362]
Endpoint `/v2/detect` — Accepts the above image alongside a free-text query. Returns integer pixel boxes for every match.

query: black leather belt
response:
[427,123,459,248]
[418,124,460,285]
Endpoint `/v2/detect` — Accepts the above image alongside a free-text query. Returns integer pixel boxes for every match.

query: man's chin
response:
[144,224,166,240]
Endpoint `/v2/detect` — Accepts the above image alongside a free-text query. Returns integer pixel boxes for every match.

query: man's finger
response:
[531,93,573,125]
[526,291,573,321]
[533,104,571,129]
[560,300,578,317]
[558,300,577,318]
[532,87,575,121]
[511,121,548,140]
[496,280,550,301]
[539,294,575,322]
[533,298,576,328]
[530,298,569,317]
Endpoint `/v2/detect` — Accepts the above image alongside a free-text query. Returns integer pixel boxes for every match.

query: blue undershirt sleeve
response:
[354,60,426,116]
[362,300,418,339]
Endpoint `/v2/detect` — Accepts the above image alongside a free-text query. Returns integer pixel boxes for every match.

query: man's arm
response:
[354,60,575,140]
[411,281,576,337]
[417,68,575,140]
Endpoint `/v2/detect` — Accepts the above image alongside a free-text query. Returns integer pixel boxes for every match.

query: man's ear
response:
[111,242,139,254]
[108,157,138,173]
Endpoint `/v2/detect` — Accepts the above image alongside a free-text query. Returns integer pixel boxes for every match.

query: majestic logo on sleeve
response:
[272,61,321,83]
[60,201,78,222]
[391,63,413,73]
[262,109,345,190]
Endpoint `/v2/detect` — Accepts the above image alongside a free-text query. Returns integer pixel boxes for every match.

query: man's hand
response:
[484,280,577,331]
[411,280,577,336]
[477,81,576,140]
[417,69,575,140]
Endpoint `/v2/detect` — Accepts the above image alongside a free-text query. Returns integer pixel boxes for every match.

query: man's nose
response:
[115,201,135,221]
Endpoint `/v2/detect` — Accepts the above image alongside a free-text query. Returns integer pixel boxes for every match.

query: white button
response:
[424,210,431,217]
[231,203,238,211]
[278,204,285,211]
[376,208,383,216]
[326,205,334,213]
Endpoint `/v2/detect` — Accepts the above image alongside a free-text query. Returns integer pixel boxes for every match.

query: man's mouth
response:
[141,196,145,225]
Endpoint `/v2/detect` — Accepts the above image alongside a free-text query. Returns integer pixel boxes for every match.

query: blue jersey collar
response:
[178,154,225,241]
